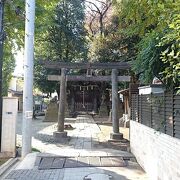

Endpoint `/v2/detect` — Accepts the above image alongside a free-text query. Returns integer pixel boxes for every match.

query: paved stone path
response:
[4,114,148,180]
[38,156,126,170]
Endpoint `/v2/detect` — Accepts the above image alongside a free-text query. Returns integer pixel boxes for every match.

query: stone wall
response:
[130,120,180,180]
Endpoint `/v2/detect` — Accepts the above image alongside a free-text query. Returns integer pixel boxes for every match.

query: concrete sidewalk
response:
[4,115,148,180]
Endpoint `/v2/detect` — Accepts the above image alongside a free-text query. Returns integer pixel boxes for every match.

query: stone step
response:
[38,156,127,170]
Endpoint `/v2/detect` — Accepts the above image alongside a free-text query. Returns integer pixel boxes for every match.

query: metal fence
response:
[131,93,180,139]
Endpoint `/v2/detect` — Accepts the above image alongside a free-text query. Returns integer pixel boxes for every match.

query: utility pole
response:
[0,0,5,152]
[22,0,35,158]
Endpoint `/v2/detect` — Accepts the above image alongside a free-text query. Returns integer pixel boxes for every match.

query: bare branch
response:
[87,5,99,14]
[85,0,101,14]
[89,15,96,35]
[102,2,111,16]
[84,0,112,36]
[95,0,107,6]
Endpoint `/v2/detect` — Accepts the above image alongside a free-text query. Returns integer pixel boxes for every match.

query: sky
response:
[13,50,24,77]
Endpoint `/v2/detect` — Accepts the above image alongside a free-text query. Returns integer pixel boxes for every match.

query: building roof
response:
[118,88,129,95]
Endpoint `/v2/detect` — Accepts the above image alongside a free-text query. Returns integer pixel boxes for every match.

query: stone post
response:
[53,68,67,139]
[110,69,123,140]
[58,68,66,131]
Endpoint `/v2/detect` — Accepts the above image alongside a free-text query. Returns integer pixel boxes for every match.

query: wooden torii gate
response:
[43,61,131,140]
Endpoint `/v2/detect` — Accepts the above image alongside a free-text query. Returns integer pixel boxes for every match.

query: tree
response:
[34,0,88,94]
[34,60,58,96]
[2,43,16,95]
[89,33,137,63]
[112,0,180,88]
[1,0,59,95]
[47,0,87,61]
[85,0,112,37]
[133,31,165,83]
[86,4,138,64]
[159,14,180,92]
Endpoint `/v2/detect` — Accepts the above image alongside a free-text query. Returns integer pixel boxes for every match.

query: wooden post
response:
[124,96,127,114]
[172,92,175,137]
[137,95,140,123]
[150,93,152,128]
[58,68,66,132]
[110,69,123,140]
[164,92,166,134]
[93,96,98,113]
[140,95,142,123]
[70,96,75,114]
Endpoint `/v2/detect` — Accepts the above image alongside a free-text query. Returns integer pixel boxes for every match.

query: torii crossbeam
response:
[41,61,131,70]
[48,75,131,82]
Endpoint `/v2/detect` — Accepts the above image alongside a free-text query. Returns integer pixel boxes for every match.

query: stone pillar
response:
[98,93,109,117]
[110,69,123,140]
[58,68,66,132]
[54,68,67,139]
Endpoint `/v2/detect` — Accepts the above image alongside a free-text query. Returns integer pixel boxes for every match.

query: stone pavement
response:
[4,114,148,180]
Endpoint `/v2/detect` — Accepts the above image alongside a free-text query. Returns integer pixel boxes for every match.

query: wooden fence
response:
[131,93,180,139]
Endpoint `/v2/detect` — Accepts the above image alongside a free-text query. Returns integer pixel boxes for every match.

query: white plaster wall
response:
[130,120,180,180]
[1,97,18,157]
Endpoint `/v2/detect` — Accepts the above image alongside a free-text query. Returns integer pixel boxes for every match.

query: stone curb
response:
[0,158,18,177]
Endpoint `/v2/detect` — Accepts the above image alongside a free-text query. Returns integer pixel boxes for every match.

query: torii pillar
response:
[110,69,123,140]
[53,68,67,140]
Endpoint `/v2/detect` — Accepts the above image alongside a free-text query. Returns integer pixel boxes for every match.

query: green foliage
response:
[2,1,25,95]
[112,0,180,88]
[133,31,165,83]
[3,0,179,95]
[2,0,59,95]
[159,14,180,91]
[44,0,87,61]
[34,0,88,94]
[34,61,58,95]
[89,33,138,63]
[2,43,16,96]
[32,147,41,152]
[114,0,179,36]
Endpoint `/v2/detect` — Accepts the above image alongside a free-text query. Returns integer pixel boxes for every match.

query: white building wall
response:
[139,86,165,95]
[130,120,180,180]
[9,77,17,91]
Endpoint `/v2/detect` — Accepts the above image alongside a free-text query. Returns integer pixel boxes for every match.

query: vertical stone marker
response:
[53,68,67,140]
[110,69,123,140]
[1,97,18,157]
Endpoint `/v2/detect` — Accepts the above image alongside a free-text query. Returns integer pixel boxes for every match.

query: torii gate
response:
[43,61,131,140]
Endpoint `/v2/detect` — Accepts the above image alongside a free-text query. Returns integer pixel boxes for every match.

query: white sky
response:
[13,50,24,77]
